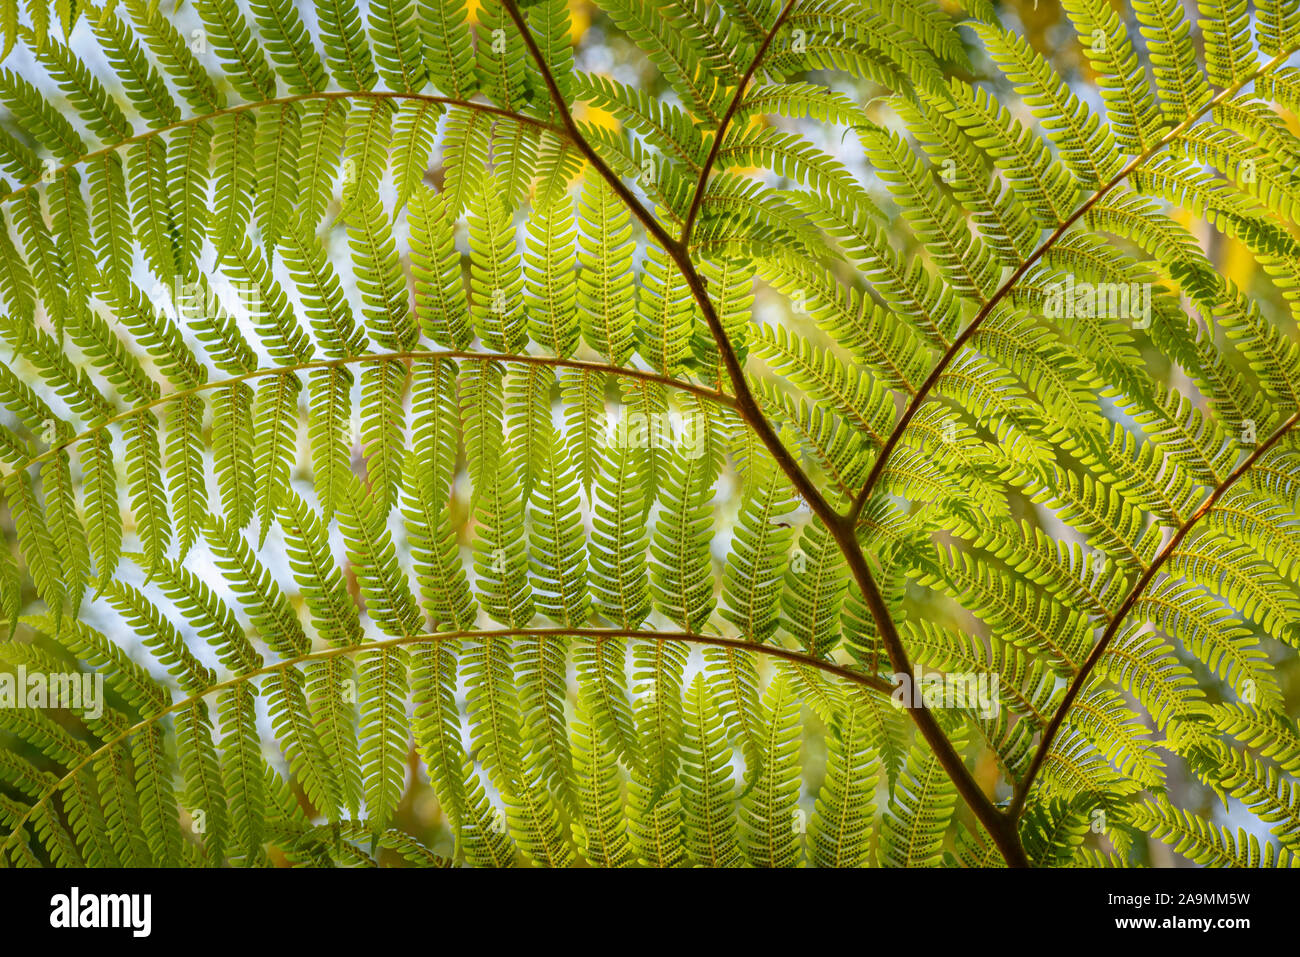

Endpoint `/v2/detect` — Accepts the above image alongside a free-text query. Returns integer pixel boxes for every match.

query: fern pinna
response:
[0,0,1295,869]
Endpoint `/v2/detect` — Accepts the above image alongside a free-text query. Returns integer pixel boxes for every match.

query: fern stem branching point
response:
[0,90,564,210]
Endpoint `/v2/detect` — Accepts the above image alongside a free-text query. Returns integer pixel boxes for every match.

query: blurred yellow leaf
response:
[576,99,619,131]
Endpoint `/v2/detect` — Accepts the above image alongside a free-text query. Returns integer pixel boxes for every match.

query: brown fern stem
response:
[824,513,1031,867]
[501,0,1027,867]
[1008,409,1300,819]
